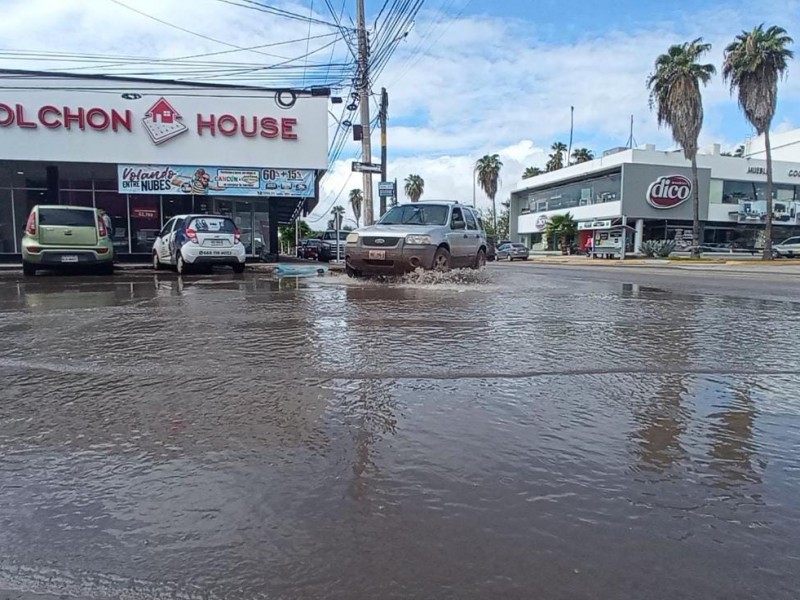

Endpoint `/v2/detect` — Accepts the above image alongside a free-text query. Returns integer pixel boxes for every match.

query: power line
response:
[216,0,342,28]
[302,0,316,88]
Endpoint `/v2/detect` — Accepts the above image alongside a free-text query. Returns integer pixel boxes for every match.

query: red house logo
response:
[142,97,188,145]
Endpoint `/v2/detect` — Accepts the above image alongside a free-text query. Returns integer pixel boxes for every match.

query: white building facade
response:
[509,144,800,253]
[0,69,329,259]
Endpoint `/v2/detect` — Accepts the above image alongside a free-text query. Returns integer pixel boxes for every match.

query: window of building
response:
[0,189,14,253]
[129,196,161,253]
[722,180,798,204]
[96,192,129,254]
[526,171,621,213]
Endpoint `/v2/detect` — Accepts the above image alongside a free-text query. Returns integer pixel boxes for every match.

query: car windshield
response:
[38,208,96,227]
[188,217,236,233]
[323,231,348,241]
[379,204,449,226]
[780,237,800,245]
[512,244,526,249]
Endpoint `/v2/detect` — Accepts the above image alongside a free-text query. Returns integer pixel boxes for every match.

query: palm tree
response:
[475,154,504,231]
[546,142,567,171]
[348,189,363,227]
[571,148,595,164]
[404,174,425,202]
[647,38,716,259]
[522,166,543,179]
[723,25,794,259]
[544,212,577,254]
[330,205,345,230]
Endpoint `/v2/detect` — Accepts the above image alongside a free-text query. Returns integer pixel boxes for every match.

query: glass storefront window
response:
[163,196,193,221]
[129,196,161,253]
[0,189,14,253]
[61,190,94,207]
[96,192,129,254]
[527,172,621,212]
[722,180,798,204]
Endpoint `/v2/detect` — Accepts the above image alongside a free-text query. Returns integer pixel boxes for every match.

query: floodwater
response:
[0,265,799,599]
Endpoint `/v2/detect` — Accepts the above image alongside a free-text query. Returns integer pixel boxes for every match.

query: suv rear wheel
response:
[233,263,245,274]
[472,249,487,270]
[433,247,451,271]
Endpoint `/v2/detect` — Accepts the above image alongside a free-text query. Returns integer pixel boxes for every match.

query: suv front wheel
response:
[432,247,451,271]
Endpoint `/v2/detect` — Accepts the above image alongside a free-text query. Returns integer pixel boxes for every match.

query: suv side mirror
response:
[452,219,466,230]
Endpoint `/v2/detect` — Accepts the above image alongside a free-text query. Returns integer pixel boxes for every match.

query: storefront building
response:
[509,144,800,252]
[0,70,329,260]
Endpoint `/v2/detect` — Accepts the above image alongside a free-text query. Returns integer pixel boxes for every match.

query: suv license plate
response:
[210,240,224,246]
[368,250,386,260]
[61,255,79,263]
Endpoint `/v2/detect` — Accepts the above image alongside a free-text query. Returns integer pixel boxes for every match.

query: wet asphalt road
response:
[0,264,799,599]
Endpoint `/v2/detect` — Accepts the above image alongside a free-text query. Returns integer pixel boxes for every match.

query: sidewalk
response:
[518,255,800,274]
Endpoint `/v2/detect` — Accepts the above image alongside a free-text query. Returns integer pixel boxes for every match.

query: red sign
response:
[646,175,692,209]
[0,97,300,146]
[132,208,158,219]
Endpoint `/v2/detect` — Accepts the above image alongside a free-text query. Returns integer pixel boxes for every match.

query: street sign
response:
[378,181,395,197]
[351,162,382,174]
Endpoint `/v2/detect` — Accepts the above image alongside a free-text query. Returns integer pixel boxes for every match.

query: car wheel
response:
[772,250,781,259]
[507,254,512,262]
[176,253,189,275]
[345,265,362,278]
[22,261,36,277]
[432,247,451,271]
[472,249,487,269]
[233,262,246,274]
[153,252,163,270]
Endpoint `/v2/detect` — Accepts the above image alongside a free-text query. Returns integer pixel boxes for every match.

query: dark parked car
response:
[486,236,497,261]
[297,239,322,260]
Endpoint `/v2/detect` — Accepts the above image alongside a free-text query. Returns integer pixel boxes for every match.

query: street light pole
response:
[379,87,389,218]
[356,0,374,225]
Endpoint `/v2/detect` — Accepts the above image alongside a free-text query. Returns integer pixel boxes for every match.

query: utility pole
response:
[379,87,388,217]
[356,0,374,225]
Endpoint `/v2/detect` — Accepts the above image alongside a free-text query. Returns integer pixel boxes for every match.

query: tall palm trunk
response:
[491,194,497,232]
[691,155,701,258]
[764,128,774,260]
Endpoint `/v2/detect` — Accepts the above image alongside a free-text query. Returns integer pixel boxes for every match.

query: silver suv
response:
[345,201,487,276]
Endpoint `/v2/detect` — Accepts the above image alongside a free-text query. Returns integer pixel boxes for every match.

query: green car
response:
[21,205,115,276]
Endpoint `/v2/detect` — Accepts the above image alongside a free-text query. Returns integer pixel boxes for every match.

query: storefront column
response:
[266,201,279,262]
[634,219,644,253]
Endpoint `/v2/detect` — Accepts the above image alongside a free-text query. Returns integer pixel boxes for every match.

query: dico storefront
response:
[0,69,329,260]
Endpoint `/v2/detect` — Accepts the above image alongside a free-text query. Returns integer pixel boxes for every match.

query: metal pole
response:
[379,87,388,218]
[356,0,374,225]
[567,106,574,166]
[620,215,627,260]
[472,168,476,208]
[335,211,341,263]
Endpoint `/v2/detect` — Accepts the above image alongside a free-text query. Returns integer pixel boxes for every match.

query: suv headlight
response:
[346,232,359,243]
[406,234,432,245]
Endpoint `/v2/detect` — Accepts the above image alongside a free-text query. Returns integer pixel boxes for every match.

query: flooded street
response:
[1,264,799,599]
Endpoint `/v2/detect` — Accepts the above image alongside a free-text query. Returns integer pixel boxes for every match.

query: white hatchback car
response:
[152,214,246,274]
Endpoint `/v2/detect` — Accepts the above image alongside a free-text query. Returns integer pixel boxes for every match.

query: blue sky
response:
[0,0,797,219]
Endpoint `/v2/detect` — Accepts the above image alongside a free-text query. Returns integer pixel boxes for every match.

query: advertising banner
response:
[118,164,315,198]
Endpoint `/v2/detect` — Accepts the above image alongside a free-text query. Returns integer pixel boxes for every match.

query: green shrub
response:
[640,240,676,257]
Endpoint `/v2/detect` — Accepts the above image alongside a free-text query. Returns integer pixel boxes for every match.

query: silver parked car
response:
[345,201,487,276]
[773,236,800,258]
[496,243,530,261]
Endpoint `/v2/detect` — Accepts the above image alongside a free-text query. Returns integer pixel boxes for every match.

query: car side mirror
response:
[452,220,466,230]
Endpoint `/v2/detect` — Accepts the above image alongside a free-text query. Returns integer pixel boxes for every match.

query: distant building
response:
[509,143,800,253]
[745,128,800,162]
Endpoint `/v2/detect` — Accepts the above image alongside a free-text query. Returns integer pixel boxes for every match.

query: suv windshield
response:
[379,204,449,226]
[38,208,96,227]
[187,217,236,233]
[323,231,348,241]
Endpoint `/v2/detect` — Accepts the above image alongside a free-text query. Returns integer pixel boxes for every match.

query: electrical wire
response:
[216,0,342,28]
